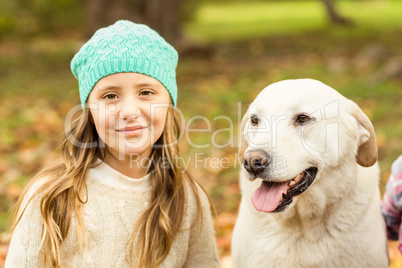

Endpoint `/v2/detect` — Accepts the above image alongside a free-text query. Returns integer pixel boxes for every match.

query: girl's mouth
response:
[116,125,147,137]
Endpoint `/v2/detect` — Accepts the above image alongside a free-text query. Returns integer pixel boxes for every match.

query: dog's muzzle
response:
[243,150,270,176]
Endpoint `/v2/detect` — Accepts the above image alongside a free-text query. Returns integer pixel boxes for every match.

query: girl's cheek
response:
[151,106,168,121]
[94,110,115,136]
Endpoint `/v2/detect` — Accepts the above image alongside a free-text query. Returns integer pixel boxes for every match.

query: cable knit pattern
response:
[5,162,220,267]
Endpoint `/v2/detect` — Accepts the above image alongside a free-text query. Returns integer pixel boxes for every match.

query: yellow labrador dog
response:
[232,79,388,268]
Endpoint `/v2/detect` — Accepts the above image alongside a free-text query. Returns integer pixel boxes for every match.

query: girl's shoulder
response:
[21,159,68,201]
[17,175,52,215]
[184,178,207,199]
[183,177,212,215]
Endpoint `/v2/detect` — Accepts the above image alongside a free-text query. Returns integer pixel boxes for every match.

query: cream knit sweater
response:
[5,162,220,267]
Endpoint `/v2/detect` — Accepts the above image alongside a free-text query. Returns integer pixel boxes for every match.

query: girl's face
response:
[87,72,171,161]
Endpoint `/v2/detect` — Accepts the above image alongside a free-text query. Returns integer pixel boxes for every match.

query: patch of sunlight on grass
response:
[186,1,326,41]
[186,0,402,42]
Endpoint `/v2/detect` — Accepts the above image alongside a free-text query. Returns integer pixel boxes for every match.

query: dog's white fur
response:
[232,79,388,268]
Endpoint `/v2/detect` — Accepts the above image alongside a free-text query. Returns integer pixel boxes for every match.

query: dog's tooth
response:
[289,180,296,187]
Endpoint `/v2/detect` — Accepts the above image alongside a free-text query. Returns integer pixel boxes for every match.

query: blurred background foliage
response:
[0,0,82,38]
[0,0,401,267]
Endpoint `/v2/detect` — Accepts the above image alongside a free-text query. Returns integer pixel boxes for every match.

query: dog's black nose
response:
[243,150,270,174]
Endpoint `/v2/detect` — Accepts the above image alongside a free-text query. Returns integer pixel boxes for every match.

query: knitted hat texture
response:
[71,20,178,108]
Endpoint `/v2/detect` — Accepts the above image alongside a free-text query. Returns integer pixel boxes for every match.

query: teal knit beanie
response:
[71,20,178,109]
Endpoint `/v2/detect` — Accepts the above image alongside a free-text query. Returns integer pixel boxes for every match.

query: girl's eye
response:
[250,115,259,126]
[140,90,154,96]
[104,94,118,100]
[296,114,313,124]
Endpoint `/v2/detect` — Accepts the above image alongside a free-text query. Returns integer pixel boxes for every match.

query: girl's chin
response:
[106,145,153,159]
[124,149,152,158]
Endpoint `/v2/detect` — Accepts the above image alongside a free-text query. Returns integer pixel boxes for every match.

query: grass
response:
[186,1,326,41]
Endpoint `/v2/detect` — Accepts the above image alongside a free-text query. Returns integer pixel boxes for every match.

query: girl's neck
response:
[103,152,151,179]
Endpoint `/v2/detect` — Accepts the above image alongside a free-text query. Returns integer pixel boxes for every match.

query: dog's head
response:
[240,79,377,213]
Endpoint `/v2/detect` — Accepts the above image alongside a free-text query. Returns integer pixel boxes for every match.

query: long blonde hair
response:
[10,106,206,268]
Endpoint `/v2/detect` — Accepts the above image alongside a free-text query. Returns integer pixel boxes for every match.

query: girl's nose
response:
[119,99,141,120]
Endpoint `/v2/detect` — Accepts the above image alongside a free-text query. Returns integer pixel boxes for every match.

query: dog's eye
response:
[296,114,312,124]
[250,115,259,126]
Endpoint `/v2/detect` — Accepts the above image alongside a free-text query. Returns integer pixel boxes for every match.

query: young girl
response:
[5,20,220,267]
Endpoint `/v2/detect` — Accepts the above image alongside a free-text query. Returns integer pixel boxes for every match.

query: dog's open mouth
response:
[251,167,318,213]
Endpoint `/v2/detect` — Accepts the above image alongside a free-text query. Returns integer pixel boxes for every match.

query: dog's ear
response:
[238,113,249,158]
[347,101,378,167]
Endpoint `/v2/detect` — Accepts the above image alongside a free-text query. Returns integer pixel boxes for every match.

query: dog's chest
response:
[244,234,339,268]
[239,215,347,267]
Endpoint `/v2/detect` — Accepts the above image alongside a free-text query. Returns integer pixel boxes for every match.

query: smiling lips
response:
[116,125,147,136]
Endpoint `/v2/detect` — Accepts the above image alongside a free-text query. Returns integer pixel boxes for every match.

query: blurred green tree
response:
[0,0,83,38]
[83,0,200,44]
[321,0,352,25]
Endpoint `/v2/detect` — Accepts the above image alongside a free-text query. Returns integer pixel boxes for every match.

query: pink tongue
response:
[251,181,288,212]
